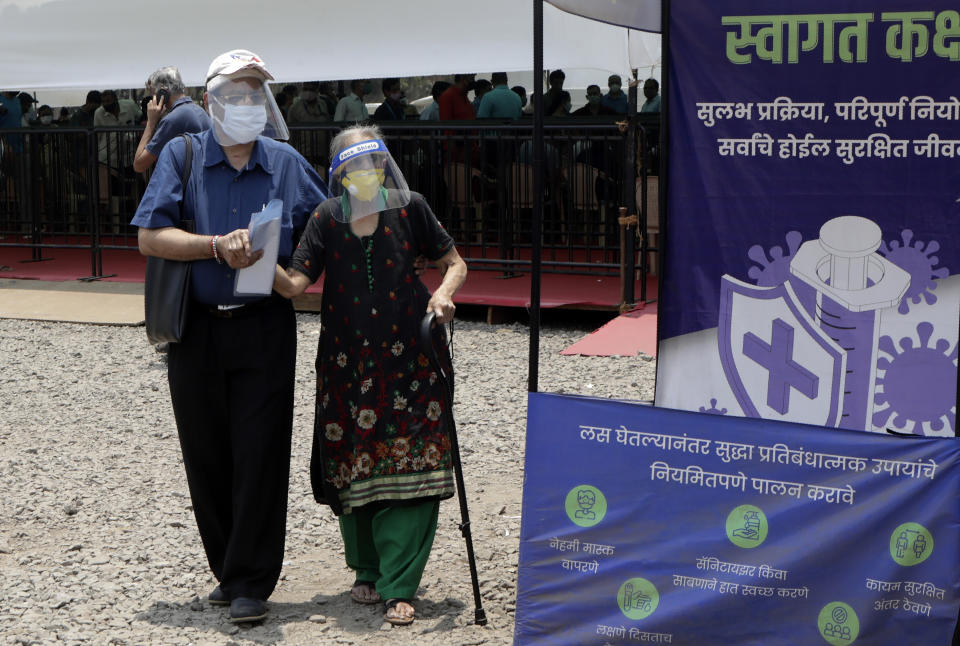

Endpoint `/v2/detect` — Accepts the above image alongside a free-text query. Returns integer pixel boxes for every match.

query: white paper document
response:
[234,199,283,297]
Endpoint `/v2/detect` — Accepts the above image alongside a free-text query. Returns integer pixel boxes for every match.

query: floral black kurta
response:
[290,191,456,515]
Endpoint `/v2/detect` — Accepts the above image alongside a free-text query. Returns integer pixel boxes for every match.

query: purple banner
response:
[655,0,960,436]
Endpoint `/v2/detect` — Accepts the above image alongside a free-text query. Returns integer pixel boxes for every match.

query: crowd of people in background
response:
[0,69,660,134]
[0,67,660,247]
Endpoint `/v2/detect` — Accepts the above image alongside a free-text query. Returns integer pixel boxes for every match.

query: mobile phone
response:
[156,88,170,107]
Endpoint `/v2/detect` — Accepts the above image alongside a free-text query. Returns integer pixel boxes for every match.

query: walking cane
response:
[419,311,488,626]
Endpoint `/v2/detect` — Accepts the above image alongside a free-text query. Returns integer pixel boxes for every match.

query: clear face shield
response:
[328,139,410,222]
[206,76,289,146]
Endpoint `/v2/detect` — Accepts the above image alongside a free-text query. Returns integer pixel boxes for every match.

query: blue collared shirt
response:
[131,129,328,305]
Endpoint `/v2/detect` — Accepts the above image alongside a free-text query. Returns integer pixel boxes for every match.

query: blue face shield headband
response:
[328,138,389,184]
[327,138,411,222]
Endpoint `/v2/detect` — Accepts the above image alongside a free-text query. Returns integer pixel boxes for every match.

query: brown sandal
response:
[350,580,381,605]
[384,598,415,626]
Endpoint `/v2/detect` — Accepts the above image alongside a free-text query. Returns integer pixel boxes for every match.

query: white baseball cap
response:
[206,49,274,85]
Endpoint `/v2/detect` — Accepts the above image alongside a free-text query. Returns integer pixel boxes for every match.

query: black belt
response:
[195,295,279,319]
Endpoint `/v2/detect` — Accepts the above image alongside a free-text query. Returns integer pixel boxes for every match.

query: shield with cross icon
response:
[718,275,846,427]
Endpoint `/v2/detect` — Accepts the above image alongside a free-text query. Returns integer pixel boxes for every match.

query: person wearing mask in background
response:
[602,74,628,114]
[94,90,142,128]
[438,74,476,120]
[572,85,617,116]
[131,48,328,625]
[288,81,328,124]
[372,78,406,122]
[133,66,212,173]
[287,80,328,171]
[418,81,450,121]
[477,72,522,120]
[470,79,492,115]
[36,105,56,126]
[640,78,661,113]
[69,90,101,128]
[318,82,339,116]
[334,80,371,122]
[95,90,142,174]
[542,69,566,115]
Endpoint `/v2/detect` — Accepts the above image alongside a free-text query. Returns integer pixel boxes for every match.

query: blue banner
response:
[655,0,960,435]
[514,393,960,645]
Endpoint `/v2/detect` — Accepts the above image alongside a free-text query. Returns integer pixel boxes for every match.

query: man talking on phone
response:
[133,66,211,173]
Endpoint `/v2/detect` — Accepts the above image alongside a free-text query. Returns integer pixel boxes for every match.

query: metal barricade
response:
[0,119,656,302]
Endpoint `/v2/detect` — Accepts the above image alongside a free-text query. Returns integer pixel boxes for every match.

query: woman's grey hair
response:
[330,123,384,160]
[146,66,185,94]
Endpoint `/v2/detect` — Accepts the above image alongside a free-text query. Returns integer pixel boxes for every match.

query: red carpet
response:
[560,302,659,357]
[0,245,656,310]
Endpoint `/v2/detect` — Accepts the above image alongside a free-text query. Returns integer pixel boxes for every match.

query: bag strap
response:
[178,134,194,232]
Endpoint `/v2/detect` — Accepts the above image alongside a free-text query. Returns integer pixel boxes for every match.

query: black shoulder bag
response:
[144,134,194,345]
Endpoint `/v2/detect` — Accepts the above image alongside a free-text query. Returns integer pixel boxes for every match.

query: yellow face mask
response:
[342,168,385,202]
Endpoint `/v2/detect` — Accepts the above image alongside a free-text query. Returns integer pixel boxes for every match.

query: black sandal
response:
[384,598,415,626]
[350,580,381,605]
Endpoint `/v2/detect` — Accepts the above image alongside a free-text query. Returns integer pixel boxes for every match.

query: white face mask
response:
[211,103,267,144]
[40,115,53,125]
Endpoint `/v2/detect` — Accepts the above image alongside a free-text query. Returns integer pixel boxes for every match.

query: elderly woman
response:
[273,124,467,626]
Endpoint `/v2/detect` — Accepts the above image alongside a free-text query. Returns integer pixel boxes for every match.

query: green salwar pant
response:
[338,499,440,600]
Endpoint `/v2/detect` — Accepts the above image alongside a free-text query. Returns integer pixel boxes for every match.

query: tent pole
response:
[528,0,544,394]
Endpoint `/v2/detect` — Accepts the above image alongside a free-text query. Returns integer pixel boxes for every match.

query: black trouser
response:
[167,296,296,601]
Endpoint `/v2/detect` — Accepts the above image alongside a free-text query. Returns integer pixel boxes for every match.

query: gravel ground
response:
[0,308,656,645]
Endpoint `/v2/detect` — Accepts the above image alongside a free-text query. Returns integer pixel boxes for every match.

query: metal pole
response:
[528,0,544,394]
[653,0,670,367]
[623,83,639,308]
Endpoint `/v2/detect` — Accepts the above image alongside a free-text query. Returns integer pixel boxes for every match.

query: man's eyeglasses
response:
[215,92,267,106]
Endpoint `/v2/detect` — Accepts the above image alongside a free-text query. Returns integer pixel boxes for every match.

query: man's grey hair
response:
[330,124,383,160]
[146,66,185,94]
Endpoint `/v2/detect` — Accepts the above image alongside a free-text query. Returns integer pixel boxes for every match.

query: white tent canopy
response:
[0,0,659,94]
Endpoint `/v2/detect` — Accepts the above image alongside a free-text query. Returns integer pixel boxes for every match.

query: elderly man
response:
[133,66,211,173]
[131,49,328,624]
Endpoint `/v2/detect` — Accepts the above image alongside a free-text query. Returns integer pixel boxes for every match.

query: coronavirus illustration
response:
[746,230,804,287]
[878,230,949,315]
[873,322,957,435]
